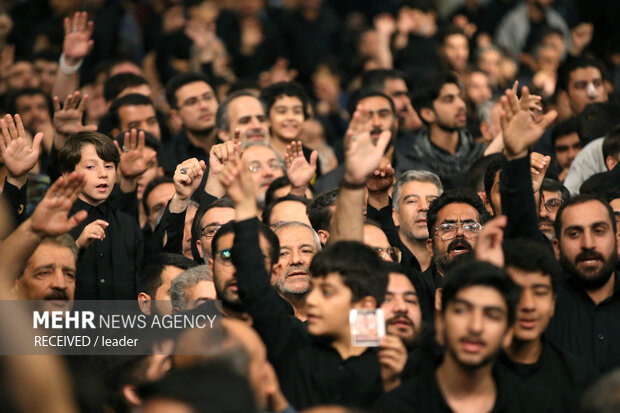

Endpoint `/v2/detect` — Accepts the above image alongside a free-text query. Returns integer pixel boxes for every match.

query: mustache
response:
[447,238,473,253]
[285,264,310,277]
[539,217,554,225]
[575,250,605,263]
[370,127,384,135]
[246,128,265,137]
[460,336,485,346]
[45,289,69,301]
[386,314,413,326]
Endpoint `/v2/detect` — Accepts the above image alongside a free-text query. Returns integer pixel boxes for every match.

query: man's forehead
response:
[202,207,235,225]
[230,95,264,116]
[177,81,213,99]
[120,104,155,117]
[453,285,507,309]
[242,146,278,162]
[274,95,303,106]
[437,202,479,221]
[388,272,416,292]
[570,66,602,82]
[402,180,440,196]
[437,83,462,98]
[542,190,562,200]
[16,94,46,106]
[27,244,75,268]
[561,200,612,227]
[384,77,407,93]
[358,96,392,111]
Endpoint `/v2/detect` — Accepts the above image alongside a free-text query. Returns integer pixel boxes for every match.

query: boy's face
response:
[269,95,305,142]
[306,272,371,338]
[73,144,116,206]
[506,267,555,343]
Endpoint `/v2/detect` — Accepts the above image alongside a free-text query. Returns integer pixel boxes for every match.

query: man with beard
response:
[216,91,270,143]
[395,72,486,189]
[241,142,285,210]
[208,220,282,321]
[381,262,423,350]
[546,195,620,372]
[413,188,489,324]
[271,222,321,320]
[538,178,569,241]
[164,73,219,171]
[374,260,522,413]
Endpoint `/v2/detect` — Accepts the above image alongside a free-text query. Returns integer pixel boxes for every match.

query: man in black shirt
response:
[546,194,620,372]
[500,238,598,412]
[375,260,522,413]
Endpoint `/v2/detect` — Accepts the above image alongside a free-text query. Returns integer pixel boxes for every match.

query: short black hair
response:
[557,57,605,93]
[552,116,580,148]
[467,153,503,193]
[578,102,620,146]
[4,87,52,118]
[483,155,503,206]
[259,81,310,119]
[411,71,461,122]
[262,195,310,225]
[580,172,609,196]
[212,221,280,265]
[503,238,561,293]
[191,197,235,262]
[58,131,120,173]
[554,194,617,239]
[165,72,214,109]
[542,178,570,202]
[265,176,291,207]
[439,24,467,46]
[360,69,407,92]
[607,188,620,203]
[99,93,156,136]
[142,176,174,216]
[347,89,396,118]
[441,259,520,326]
[308,188,339,233]
[310,241,388,306]
[138,365,257,413]
[103,73,149,102]
[32,49,60,62]
[403,0,436,13]
[427,188,490,236]
[137,253,198,297]
[602,124,620,162]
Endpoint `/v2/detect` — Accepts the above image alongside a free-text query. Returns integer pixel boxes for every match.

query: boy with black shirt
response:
[375,260,522,413]
[58,131,146,299]
[500,238,598,413]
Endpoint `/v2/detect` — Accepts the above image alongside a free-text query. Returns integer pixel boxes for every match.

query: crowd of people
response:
[0,0,620,412]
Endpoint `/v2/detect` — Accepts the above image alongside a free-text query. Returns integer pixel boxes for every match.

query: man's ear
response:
[137,292,152,315]
[156,166,164,178]
[392,208,400,227]
[426,238,434,259]
[122,384,142,408]
[317,229,330,245]
[419,107,435,124]
[502,325,515,350]
[208,257,214,275]
[11,281,21,299]
[196,239,204,259]
[111,128,120,139]
[605,155,618,171]
[552,239,560,260]
[270,262,283,286]
[434,309,445,346]
[484,197,494,216]
[435,287,442,312]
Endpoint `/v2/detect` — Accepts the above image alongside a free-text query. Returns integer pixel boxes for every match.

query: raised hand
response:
[374,13,396,36]
[62,11,94,64]
[76,219,108,250]
[500,83,556,160]
[29,172,87,236]
[285,141,317,191]
[343,107,391,184]
[0,114,43,184]
[379,335,408,392]
[173,158,206,200]
[205,131,242,197]
[475,215,506,268]
[53,91,97,140]
[530,152,550,193]
[367,157,395,194]
[114,129,157,179]
[218,156,257,220]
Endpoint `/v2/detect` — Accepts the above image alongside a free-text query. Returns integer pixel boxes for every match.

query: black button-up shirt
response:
[546,273,620,373]
[69,199,143,300]
[231,218,384,410]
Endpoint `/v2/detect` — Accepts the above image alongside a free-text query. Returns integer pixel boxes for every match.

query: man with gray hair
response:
[215,91,270,143]
[390,170,443,272]
[170,264,216,312]
[271,221,321,321]
[241,142,285,209]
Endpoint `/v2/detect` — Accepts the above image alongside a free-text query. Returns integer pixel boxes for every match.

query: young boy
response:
[58,131,144,299]
[500,238,599,412]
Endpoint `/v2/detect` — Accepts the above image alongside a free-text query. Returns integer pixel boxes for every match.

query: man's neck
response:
[527,2,545,22]
[399,231,431,271]
[506,337,543,365]
[280,291,308,321]
[429,125,460,155]
[270,136,294,159]
[332,333,367,360]
[436,355,497,412]
[78,194,105,207]
[222,306,252,324]
[185,128,218,154]
[586,272,616,305]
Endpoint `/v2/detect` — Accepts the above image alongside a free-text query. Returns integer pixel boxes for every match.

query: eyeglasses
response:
[180,92,215,108]
[216,249,233,265]
[434,222,483,241]
[542,198,563,214]
[201,224,222,238]
[373,246,402,263]
[248,159,283,173]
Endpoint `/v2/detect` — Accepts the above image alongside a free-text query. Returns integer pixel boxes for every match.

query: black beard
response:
[435,118,462,133]
[433,238,474,274]
[560,250,617,290]
[187,126,215,138]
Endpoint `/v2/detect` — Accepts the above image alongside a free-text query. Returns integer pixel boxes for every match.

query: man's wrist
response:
[341,172,366,188]
[59,53,83,74]
[235,199,258,221]
[118,176,138,193]
[504,148,528,161]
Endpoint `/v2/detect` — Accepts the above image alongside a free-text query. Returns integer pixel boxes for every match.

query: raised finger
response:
[14,114,26,139]
[53,96,61,113]
[1,117,11,144]
[6,114,18,139]
[77,94,89,112]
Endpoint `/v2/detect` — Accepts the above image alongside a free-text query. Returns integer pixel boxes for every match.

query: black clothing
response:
[374,353,523,413]
[546,273,620,373]
[2,178,27,225]
[498,340,598,413]
[500,155,551,246]
[231,218,384,410]
[394,34,441,83]
[69,199,143,300]
[161,130,212,176]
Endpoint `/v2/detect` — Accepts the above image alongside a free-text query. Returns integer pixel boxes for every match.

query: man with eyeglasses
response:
[363,221,402,263]
[193,197,236,263]
[241,142,285,209]
[539,178,570,241]
[414,188,489,324]
[164,73,220,171]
